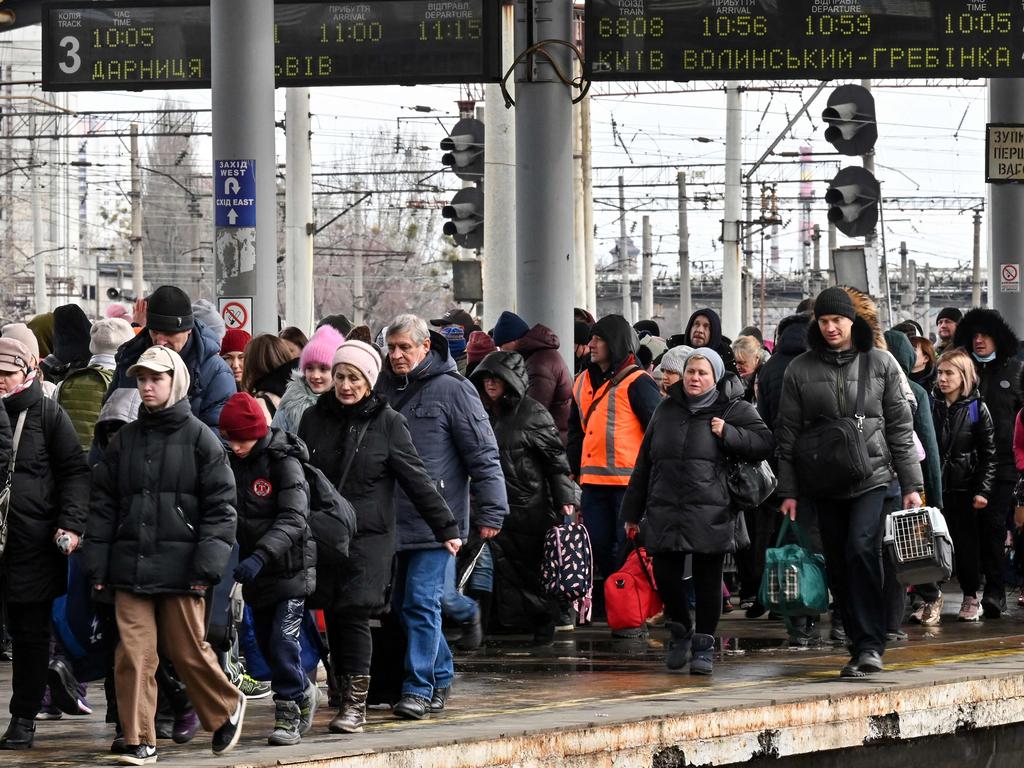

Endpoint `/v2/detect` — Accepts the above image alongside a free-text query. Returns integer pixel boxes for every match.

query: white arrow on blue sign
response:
[215,160,256,228]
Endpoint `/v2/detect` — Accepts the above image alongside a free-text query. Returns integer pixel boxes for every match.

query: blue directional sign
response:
[215,159,256,227]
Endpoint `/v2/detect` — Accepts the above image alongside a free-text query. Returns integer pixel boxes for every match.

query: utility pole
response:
[678,171,691,329]
[284,88,314,333]
[900,241,912,319]
[743,179,754,326]
[30,113,46,315]
[641,215,653,321]
[721,82,743,338]
[129,123,143,303]
[618,174,630,319]
[352,252,364,325]
[212,0,277,333]
[828,221,837,286]
[515,0,575,369]
[922,264,932,331]
[812,223,821,295]
[581,85,596,314]
[972,209,983,308]
[3,65,12,307]
[482,0,516,330]
[572,58,586,312]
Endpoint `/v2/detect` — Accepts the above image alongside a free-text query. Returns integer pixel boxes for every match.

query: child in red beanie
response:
[219,392,317,747]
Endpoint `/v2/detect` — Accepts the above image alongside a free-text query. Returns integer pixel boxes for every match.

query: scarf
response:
[684,385,719,413]
[3,369,37,399]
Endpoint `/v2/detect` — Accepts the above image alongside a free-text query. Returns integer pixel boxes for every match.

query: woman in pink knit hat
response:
[271,325,344,434]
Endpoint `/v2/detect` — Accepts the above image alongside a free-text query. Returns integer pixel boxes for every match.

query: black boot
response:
[329,675,370,734]
[0,717,35,750]
[665,622,692,670]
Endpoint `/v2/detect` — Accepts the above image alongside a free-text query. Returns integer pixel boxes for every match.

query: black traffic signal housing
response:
[441,118,484,182]
[826,166,880,238]
[442,186,483,250]
[822,84,877,156]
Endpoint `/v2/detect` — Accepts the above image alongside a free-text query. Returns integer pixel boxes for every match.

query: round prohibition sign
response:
[1003,264,1019,283]
[222,301,248,330]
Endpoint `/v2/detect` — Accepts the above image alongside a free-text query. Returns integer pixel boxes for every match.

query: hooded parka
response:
[228,427,315,607]
[755,313,809,432]
[1,377,87,604]
[953,309,1024,483]
[85,357,237,594]
[620,373,774,554]
[297,391,458,614]
[470,351,575,627]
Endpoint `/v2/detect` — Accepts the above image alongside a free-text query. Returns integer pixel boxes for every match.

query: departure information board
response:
[585,0,1024,80]
[42,0,500,90]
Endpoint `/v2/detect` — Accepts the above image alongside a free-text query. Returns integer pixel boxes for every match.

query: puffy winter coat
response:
[85,398,237,594]
[228,428,315,607]
[756,313,809,432]
[953,309,1024,483]
[775,312,924,501]
[515,324,573,444]
[102,319,236,435]
[376,331,508,550]
[298,391,458,613]
[252,360,298,423]
[470,351,576,627]
[1,378,87,604]
[271,371,320,435]
[674,307,738,375]
[621,374,774,554]
[932,391,996,499]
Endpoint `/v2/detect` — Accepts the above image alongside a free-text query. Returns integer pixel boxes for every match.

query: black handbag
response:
[722,400,778,510]
[793,353,873,497]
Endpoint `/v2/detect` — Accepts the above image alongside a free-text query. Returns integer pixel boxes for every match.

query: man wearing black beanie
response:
[99,285,235,440]
[935,307,962,354]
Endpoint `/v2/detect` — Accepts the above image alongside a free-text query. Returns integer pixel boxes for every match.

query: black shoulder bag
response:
[793,352,873,498]
[722,401,777,511]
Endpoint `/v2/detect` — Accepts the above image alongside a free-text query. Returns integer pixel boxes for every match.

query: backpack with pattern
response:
[540,521,594,622]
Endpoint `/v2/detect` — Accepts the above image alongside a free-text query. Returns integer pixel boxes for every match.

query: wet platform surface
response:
[4,590,1024,766]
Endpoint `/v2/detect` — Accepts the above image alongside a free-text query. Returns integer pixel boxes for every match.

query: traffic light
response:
[442,187,483,250]
[440,118,484,181]
[825,166,880,238]
[822,84,877,156]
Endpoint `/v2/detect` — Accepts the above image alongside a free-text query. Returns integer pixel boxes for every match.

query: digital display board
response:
[42,0,500,90]
[585,0,1024,81]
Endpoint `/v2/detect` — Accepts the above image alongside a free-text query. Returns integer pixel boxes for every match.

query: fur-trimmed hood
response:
[806,286,887,355]
[953,308,1019,362]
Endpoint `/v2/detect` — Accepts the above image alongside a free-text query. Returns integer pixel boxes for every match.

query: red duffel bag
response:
[605,532,662,631]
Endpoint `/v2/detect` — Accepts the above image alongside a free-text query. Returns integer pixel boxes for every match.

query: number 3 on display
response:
[58,36,81,74]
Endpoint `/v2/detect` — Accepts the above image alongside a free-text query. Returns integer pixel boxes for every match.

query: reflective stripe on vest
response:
[573,368,647,486]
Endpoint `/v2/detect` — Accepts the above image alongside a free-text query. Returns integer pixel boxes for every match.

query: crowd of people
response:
[0,282,1021,762]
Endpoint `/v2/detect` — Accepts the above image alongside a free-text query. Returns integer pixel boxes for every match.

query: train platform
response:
[4,591,1024,767]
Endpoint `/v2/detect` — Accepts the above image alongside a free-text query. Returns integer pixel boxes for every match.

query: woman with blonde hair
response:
[731,335,765,403]
[931,348,996,623]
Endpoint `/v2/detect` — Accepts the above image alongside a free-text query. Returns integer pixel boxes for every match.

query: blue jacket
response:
[103,319,236,434]
[376,331,508,550]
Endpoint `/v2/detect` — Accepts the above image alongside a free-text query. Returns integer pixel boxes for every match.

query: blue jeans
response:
[466,543,494,593]
[392,549,453,700]
[580,484,628,579]
[442,553,479,623]
[250,598,306,703]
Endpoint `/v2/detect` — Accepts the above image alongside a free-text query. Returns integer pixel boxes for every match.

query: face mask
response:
[973,350,997,363]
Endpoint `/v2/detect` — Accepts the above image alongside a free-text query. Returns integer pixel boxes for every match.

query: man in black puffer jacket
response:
[952,308,1024,618]
[776,288,922,678]
[220,393,317,746]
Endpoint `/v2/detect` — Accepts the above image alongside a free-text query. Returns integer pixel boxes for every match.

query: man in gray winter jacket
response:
[776,287,923,679]
[376,314,508,720]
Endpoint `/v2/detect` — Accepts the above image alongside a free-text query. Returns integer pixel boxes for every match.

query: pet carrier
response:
[883,506,954,585]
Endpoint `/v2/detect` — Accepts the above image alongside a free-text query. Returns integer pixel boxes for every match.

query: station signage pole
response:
[211,0,276,334]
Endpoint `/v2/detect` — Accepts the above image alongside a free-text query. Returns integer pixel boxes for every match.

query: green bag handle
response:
[774,516,813,551]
